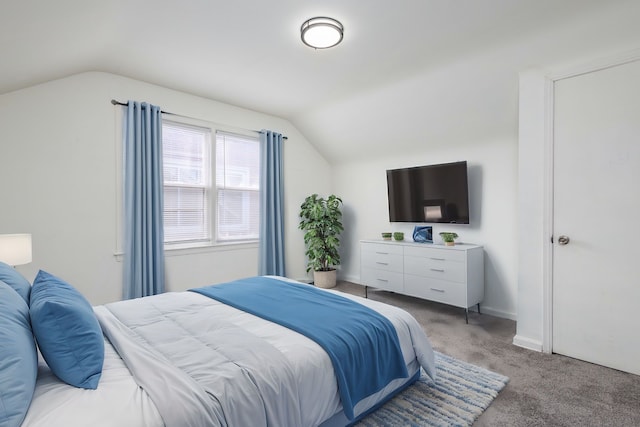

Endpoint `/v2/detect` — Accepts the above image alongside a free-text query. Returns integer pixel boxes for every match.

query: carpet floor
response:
[358,352,508,426]
[333,281,640,427]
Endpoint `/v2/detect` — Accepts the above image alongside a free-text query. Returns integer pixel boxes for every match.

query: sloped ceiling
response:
[2,0,639,163]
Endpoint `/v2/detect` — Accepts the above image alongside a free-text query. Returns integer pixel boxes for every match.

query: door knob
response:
[557,235,570,245]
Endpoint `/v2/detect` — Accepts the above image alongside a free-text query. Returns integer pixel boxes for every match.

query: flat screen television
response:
[386,161,469,224]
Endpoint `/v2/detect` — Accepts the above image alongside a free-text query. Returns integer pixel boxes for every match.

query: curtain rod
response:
[110,99,287,140]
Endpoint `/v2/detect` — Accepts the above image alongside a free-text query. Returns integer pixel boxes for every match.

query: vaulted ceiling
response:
[2,1,639,163]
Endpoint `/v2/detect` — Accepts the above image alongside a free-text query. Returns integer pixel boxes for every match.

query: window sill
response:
[113,240,259,262]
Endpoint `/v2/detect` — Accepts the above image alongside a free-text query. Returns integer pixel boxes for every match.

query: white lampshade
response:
[301,17,344,49]
[0,234,32,266]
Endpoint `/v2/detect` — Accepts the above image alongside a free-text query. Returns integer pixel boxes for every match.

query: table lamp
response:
[0,234,32,266]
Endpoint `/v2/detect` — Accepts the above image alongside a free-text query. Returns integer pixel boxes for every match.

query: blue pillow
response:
[0,281,38,427]
[29,270,104,389]
[0,261,31,304]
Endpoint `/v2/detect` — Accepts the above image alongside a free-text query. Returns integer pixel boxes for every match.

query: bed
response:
[1,267,436,427]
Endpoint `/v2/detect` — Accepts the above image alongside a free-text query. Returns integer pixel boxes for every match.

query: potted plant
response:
[439,232,459,246]
[299,194,344,288]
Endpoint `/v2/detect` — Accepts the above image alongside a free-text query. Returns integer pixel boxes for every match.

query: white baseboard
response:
[512,334,543,352]
[338,273,361,284]
[478,306,516,321]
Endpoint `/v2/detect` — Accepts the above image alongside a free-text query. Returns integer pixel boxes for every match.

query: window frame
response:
[215,130,261,244]
[162,119,212,248]
[160,117,260,252]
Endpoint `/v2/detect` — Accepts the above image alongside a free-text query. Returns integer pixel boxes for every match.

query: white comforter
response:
[22,283,435,427]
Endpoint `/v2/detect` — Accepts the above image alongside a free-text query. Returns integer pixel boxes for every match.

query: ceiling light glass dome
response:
[300,17,344,49]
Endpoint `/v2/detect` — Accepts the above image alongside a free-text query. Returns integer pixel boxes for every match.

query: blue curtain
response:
[258,130,285,276]
[123,101,165,299]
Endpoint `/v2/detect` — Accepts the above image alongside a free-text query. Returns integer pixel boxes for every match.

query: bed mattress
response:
[22,277,435,427]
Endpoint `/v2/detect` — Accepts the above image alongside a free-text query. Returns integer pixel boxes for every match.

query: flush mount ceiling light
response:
[300,17,344,49]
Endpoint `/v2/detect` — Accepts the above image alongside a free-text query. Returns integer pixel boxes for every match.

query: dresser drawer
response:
[361,268,403,293]
[404,245,467,263]
[362,251,404,273]
[404,255,466,283]
[404,274,467,307]
[361,242,404,256]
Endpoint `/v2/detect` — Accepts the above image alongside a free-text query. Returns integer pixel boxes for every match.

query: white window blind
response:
[162,121,211,245]
[216,131,260,242]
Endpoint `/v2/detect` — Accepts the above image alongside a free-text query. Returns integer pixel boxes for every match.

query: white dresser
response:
[360,239,484,322]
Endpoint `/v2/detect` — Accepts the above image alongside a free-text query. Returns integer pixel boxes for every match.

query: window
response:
[215,131,260,242]
[162,121,211,246]
[160,121,260,248]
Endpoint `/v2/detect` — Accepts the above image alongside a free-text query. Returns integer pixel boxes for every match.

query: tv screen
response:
[386,161,469,224]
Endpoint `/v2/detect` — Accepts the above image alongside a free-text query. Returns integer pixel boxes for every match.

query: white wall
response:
[513,70,549,350]
[326,2,640,322]
[0,72,331,304]
[335,136,518,319]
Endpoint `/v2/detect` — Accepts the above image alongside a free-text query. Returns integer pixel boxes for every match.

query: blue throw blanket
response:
[191,276,408,420]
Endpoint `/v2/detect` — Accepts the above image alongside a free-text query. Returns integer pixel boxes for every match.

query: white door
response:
[552,58,640,375]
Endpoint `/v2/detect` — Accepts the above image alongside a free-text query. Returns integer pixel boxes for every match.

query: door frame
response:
[539,49,640,353]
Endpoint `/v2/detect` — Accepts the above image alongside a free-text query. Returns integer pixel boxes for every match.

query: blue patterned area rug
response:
[357,352,509,427]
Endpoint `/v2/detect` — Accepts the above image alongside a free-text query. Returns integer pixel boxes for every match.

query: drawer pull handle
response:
[376,279,389,282]
[430,288,445,293]
[430,268,445,272]
[375,251,389,255]
[376,262,389,265]
[430,257,446,261]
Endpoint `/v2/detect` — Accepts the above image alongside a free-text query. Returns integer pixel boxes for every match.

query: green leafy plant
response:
[299,194,344,272]
[439,232,459,243]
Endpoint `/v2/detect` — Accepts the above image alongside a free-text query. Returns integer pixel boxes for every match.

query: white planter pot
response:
[314,269,337,289]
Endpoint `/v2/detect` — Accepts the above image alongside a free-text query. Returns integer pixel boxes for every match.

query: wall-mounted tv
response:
[386,161,469,224]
